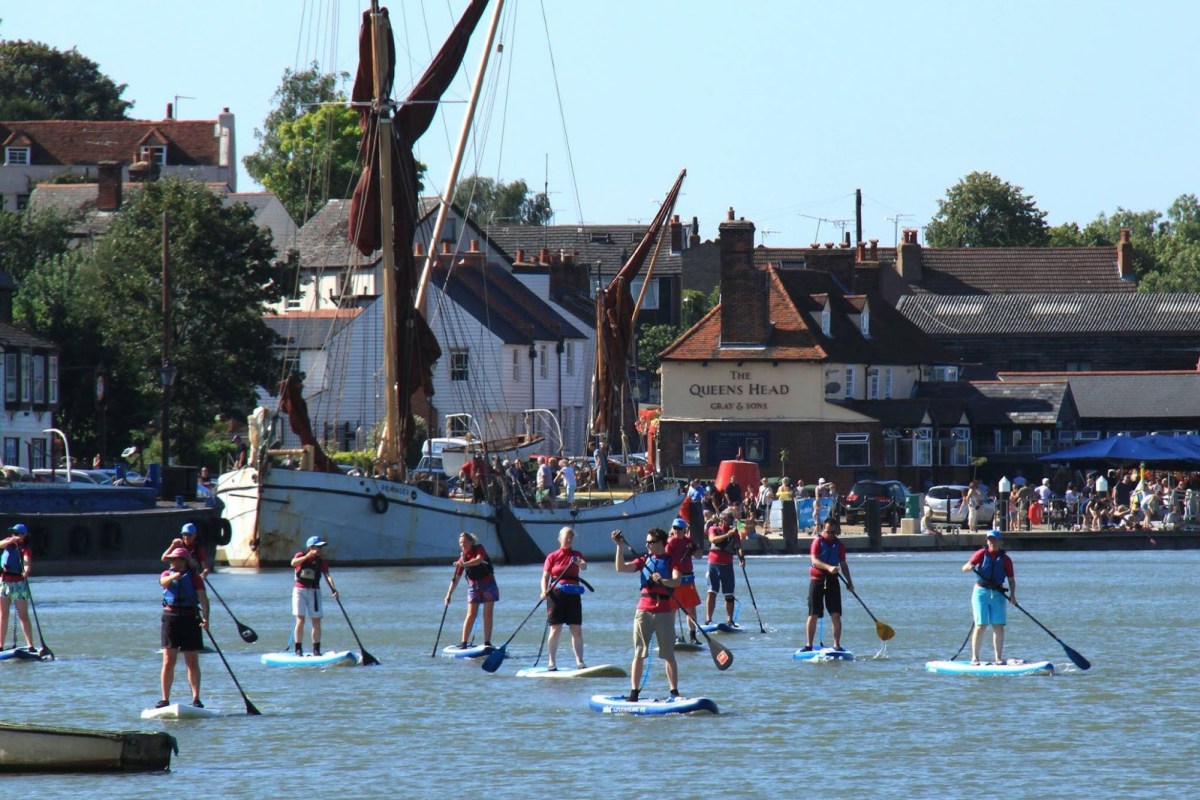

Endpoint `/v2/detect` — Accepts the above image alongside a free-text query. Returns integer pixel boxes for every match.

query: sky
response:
[4,0,1198,246]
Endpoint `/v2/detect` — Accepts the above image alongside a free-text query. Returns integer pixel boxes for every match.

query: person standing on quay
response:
[446,531,499,649]
[157,547,209,708]
[541,526,587,670]
[612,527,682,702]
[962,530,1015,665]
[291,536,338,656]
[803,518,853,652]
[0,523,34,652]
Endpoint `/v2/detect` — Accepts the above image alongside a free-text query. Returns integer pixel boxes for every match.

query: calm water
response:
[3,549,1197,798]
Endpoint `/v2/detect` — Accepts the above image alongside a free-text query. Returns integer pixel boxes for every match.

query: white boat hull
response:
[216,466,681,566]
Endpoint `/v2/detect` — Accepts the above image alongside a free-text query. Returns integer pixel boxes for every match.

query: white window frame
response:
[31,355,45,404]
[48,355,59,404]
[882,429,901,467]
[4,353,17,405]
[913,427,933,466]
[539,344,549,379]
[511,348,520,381]
[682,432,701,466]
[844,365,855,399]
[868,367,880,400]
[450,348,469,382]
[952,426,971,466]
[139,145,167,166]
[20,353,31,403]
[629,277,660,310]
[860,304,871,338]
[565,341,575,376]
[836,432,870,467]
[5,147,30,166]
[884,367,894,399]
[821,303,831,337]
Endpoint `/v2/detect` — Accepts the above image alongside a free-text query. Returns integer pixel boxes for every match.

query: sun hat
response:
[164,547,191,560]
[306,535,327,548]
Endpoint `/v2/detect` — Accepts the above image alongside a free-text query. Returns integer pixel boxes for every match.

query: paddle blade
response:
[708,639,734,671]
[238,624,258,644]
[38,647,55,662]
[875,620,896,641]
[1064,645,1091,671]
[360,650,381,666]
[245,700,263,716]
[480,644,507,673]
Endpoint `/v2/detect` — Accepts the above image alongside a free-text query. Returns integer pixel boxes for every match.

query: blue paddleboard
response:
[699,621,744,634]
[0,647,42,661]
[261,650,358,667]
[792,646,854,662]
[589,694,718,716]
[441,643,496,659]
[924,659,1054,676]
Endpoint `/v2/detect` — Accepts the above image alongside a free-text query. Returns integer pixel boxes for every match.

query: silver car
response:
[924,484,996,525]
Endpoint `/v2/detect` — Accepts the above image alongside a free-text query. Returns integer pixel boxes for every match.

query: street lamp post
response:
[160,362,178,468]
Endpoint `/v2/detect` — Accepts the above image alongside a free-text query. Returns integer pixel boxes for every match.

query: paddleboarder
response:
[161,522,211,577]
[157,547,210,708]
[613,527,682,703]
[803,517,854,652]
[666,517,702,644]
[704,509,744,627]
[0,523,34,653]
[541,526,587,670]
[291,536,339,656]
[962,530,1016,665]
[446,531,498,650]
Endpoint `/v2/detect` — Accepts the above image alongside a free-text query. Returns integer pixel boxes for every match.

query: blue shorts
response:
[972,586,1007,626]
[706,562,735,597]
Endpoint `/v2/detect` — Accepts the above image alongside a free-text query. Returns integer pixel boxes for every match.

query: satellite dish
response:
[825,382,841,394]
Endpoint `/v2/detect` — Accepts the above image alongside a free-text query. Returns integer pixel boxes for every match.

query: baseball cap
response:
[671,517,688,529]
[986,530,1002,540]
[8,523,28,535]
[306,536,328,548]
[180,522,198,536]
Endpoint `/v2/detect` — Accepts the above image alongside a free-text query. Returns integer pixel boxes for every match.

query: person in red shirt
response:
[541,526,588,670]
[961,530,1016,664]
[804,518,853,651]
[613,527,682,702]
[0,523,34,652]
[445,531,499,649]
[666,517,702,644]
[704,510,745,627]
[291,536,339,656]
[161,522,210,577]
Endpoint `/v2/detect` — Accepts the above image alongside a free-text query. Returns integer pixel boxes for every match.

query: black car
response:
[843,480,909,525]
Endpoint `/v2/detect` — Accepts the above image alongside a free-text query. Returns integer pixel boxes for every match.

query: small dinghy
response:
[0,721,177,772]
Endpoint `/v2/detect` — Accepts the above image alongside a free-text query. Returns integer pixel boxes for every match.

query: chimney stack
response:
[896,228,923,283]
[670,214,683,252]
[689,216,701,248]
[97,161,122,211]
[868,238,878,260]
[1117,227,1135,280]
[718,208,768,346]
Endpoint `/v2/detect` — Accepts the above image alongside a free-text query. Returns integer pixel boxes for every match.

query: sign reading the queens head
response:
[663,362,824,420]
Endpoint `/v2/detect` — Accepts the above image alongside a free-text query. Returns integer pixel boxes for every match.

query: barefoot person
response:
[157,547,209,708]
[0,523,34,653]
[446,532,498,649]
[962,530,1015,664]
[613,527,682,702]
[541,526,587,670]
[291,536,338,656]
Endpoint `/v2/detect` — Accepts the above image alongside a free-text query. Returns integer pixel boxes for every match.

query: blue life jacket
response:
[1,544,22,575]
[977,551,1008,588]
[163,569,199,609]
[639,553,673,600]
[816,537,841,569]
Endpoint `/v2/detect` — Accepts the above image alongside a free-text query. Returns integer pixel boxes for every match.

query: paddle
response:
[481,569,569,673]
[202,575,258,644]
[616,534,733,671]
[838,572,895,641]
[203,627,261,715]
[949,625,974,661]
[738,560,767,633]
[334,594,380,666]
[432,567,461,657]
[22,579,54,661]
[972,568,1090,670]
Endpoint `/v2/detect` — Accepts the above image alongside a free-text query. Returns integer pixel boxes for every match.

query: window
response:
[565,341,575,376]
[4,353,17,405]
[952,427,971,466]
[868,368,880,400]
[1031,430,1043,453]
[844,365,855,399]
[821,303,831,337]
[450,349,469,381]
[884,367,894,399]
[3,438,17,467]
[4,147,30,166]
[20,353,31,403]
[860,304,871,338]
[511,349,520,381]
[925,365,958,382]
[629,277,660,310]
[836,433,870,467]
[30,437,47,470]
[913,427,932,466]
[31,355,45,404]
[883,429,901,467]
[539,344,549,379]
[682,432,701,466]
[1066,361,1092,372]
[139,145,167,166]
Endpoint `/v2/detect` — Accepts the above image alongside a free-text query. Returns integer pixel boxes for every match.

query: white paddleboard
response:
[925,659,1054,676]
[441,644,496,659]
[793,647,854,662]
[515,664,627,679]
[261,650,358,668]
[588,694,719,716]
[140,703,221,720]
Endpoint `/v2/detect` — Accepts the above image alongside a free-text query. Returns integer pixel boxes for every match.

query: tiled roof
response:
[264,309,360,350]
[897,293,1200,336]
[0,320,57,351]
[918,380,1074,426]
[429,260,587,345]
[479,222,681,278]
[915,247,1135,295]
[834,397,966,427]
[660,267,953,364]
[0,119,221,166]
[296,197,440,269]
[998,371,1200,420]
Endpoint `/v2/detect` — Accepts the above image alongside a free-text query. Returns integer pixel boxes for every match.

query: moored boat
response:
[0,722,176,773]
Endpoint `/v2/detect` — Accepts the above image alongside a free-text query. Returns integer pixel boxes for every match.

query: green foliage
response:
[452,175,553,226]
[0,206,73,283]
[925,171,1049,247]
[0,40,131,120]
[636,323,681,373]
[681,288,713,329]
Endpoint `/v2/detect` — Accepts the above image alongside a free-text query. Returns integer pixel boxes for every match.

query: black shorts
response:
[161,611,203,651]
[547,590,583,626]
[807,575,842,617]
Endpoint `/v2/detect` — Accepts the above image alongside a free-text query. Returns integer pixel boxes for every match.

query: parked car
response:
[843,480,910,525]
[924,484,997,526]
[32,468,104,484]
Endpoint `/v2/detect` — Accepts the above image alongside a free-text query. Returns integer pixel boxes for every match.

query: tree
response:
[0,40,131,120]
[925,171,1049,247]
[636,323,681,374]
[244,65,372,226]
[1137,195,1200,292]
[452,175,553,226]
[17,177,289,463]
[0,206,73,283]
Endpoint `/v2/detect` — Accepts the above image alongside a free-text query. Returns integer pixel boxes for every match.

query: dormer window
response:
[139,145,167,166]
[860,302,871,338]
[4,147,30,166]
[821,302,831,337]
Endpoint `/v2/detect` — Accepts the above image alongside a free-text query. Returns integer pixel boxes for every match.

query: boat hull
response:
[0,722,176,772]
[216,466,682,566]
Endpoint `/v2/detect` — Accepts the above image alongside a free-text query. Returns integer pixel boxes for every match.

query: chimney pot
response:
[414,242,424,256]
[441,241,451,254]
[824,242,834,249]
[166,103,173,120]
[727,207,735,221]
[516,248,525,263]
[540,247,550,263]
[469,238,479,253]
[856,242,866,262]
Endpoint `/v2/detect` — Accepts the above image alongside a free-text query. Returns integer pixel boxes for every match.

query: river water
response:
[3,549,1196,798]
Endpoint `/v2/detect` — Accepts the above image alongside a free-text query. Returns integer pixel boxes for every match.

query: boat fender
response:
[69,525,92,555]
[99,521,123,551]
[371,493,389,514]
[216,518,233,547]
